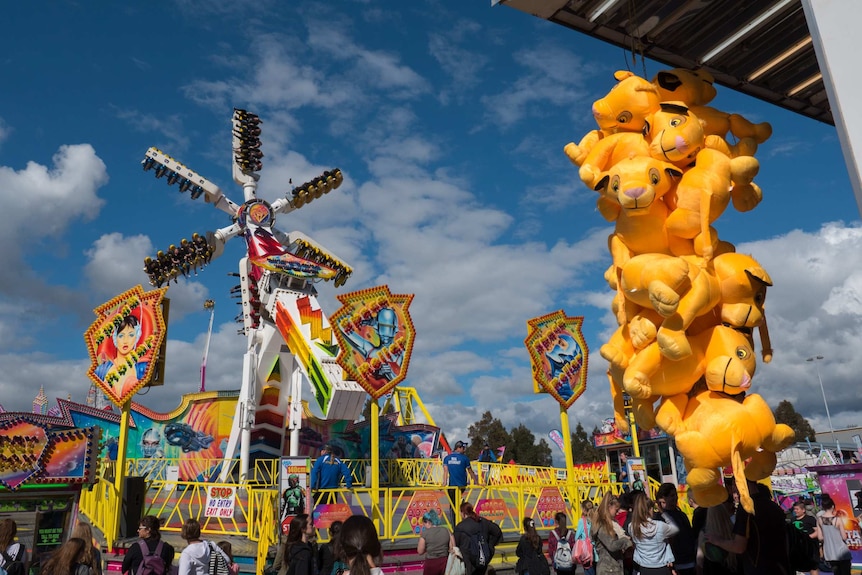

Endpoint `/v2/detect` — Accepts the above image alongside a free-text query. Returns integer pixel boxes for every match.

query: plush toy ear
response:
[614,70,635,81]
[655,71,682,91]
[664,167,683,181]
[659,101,690,115]
[594,174,610,191]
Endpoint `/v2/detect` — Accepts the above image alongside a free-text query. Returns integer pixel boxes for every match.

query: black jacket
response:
[454,517,503,575]
[121,538,175,575]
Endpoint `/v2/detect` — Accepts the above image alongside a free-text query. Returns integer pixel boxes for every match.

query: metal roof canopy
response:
[496,0,831,125]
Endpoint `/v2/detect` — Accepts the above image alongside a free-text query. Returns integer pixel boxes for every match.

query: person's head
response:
[44,537,86,573]
[329,520,343,540]
[460,501,478,520]
[793,500,807,518]
[596,492,622,534]
[181,518,202,542]
[422,510,441,527]
[288,474,300,487]
[620,452,628,462]
[217,541,234,563]
[138,515,162,540]
[522,517,540,548]
[0,518,17,548]
[581,499,595,521]
[629,490,653,539]
[339,515,382,575]
[322,444,333,456]
[455,441,467,453]
[71,522,94,546]
[821,493,836,511]
[287,514,314,544]
[656,483,679,511]
[113,315,142,357]
[483,443,490,450]
[554,511,568,531]
[617,491,632,511]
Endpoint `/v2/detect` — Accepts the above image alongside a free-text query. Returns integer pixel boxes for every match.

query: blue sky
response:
[1,1,860,452]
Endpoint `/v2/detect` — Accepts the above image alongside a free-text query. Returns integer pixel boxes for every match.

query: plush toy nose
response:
[624,186,646,199]
[674,135,692,153]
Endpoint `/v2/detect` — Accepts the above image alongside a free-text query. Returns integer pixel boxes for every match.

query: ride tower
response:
[140,109,366,482]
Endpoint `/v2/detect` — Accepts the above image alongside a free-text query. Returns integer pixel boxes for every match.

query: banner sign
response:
[84,285,168,407]
[525,310,589,409]
[279,457,310,534]
[204,485,237,518]
[548,430,565,454]
[330,285,415,400]
[0,419,100,490]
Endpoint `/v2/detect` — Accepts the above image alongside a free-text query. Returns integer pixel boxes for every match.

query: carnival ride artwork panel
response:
[84,285,168,407]
[328,416,439,460]
[0,419,99,491]
[525,310,589,408]
[404,491,447,535]
[535,487,567,527]
[331,285,415,400]
[279,457,310,534]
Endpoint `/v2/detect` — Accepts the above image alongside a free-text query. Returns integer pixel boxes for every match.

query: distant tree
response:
[570,422,604,463]
[360,395,396,421]
[509,424,553,467]
[774,400,816,442]
[467,411,511,459]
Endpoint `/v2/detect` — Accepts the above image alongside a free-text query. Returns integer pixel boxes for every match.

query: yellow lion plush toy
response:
[655,376,795,512]
[653,68,773,145]
[564,70,660,166]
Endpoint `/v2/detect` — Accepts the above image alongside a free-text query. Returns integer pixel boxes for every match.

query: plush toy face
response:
[703,326,756,395]
[597,155,682,213]
[647,102,706,167]
[653,68,717,107]
[713,253,772,328]
[592,70,661,134]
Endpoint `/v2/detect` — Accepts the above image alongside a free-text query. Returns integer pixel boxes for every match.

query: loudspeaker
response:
[120,476,146,538]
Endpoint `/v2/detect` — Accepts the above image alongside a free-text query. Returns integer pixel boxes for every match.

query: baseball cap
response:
[454,441,467,449]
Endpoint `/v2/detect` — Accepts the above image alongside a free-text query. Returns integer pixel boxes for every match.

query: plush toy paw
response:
[623,371,652,399]
[745,450,777,481]
[657,326,693,360]
[629,316,657,349]
[764,423,795,452]
[604,265,618,289]
[596,195,622,222]
[731,182,763,212]
[648,280,681,316]
[729,156,759,184]
[600,342,630,370]
[564,142,585,166]
[632,398,657,429]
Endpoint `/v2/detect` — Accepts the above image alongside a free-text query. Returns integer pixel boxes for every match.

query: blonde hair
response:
[71,522,99,573]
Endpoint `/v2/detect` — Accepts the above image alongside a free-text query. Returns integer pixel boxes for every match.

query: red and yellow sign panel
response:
[84,285,168,407]
[330,285,415,400]
[525,310,589,409]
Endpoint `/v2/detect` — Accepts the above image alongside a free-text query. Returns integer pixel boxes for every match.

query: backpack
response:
[467,520,493,567]
[573,519,594,567]
[207,542,231,575]
[551,529,574,570]
[1,544,25,575]
[137,540,166,575]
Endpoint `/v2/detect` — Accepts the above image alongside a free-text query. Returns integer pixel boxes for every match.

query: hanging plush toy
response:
[565,67,792,505]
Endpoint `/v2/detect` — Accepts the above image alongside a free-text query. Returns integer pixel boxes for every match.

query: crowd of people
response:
[4,446,861,575]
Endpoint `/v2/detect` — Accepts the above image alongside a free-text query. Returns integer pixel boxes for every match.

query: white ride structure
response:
[140,109,366,482]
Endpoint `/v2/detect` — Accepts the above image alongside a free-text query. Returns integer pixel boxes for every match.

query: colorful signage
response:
[204,485,237,518]
[311,503,353,530]
[475,498,507,523]
[405,491,447,534]
[84,285,168,407]
[525,310,589,409]
[535,487,567,527]
[279,457,310,534]
[0,418,99,490]
[330,285,415,400]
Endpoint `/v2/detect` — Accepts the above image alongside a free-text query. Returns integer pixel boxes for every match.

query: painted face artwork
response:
[116,324,138,356]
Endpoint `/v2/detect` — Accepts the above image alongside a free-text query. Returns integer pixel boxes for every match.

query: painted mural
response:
[525,310,589,409]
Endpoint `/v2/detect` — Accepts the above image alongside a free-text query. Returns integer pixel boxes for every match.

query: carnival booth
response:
[0,417,100,574]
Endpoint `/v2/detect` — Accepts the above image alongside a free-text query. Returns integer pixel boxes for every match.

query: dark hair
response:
[283,514,312,569]
[656,483,677,500]
[181,518,202,541]
[41,538,86,575]
[339,515,382,575]
[554,511,568,534]
[821,493,836,510]
[0,518,17,550]
[217,541,234,563]
[140,515,162,540]
[522,517,540,549]
[460,501,478,520]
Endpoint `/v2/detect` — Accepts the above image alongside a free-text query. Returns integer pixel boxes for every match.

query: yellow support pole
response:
[111,400,133,550]
[559,406,576,505]
[624,396,641,458]
[370,398,380,528]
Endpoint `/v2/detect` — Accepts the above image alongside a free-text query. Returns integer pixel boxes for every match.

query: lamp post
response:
[806,355,837,445]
